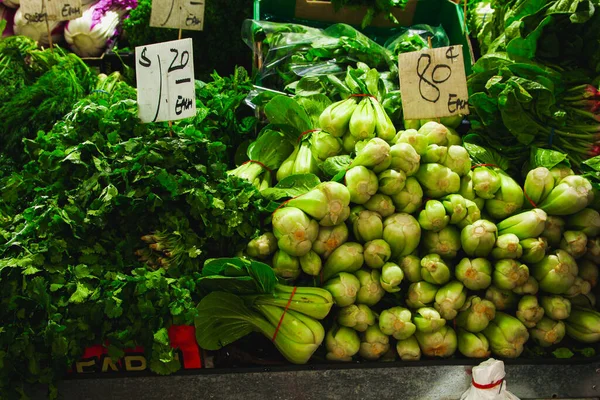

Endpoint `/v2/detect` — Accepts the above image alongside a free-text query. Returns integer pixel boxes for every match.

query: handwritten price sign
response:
[398,45,469,120]
[20,0,82,22]
[150,0,205,30]
[135,39,196,123]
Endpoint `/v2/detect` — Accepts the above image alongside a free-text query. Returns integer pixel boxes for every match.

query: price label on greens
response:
[149,0,205,30]
[135,39,196,123]
[398,45,470,120]
[20,0,82,22]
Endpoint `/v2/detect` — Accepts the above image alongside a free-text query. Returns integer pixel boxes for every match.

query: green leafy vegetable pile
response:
[467,54,600,172]
[0,36,97,167]
[0,65,268,396]
[2,4,600,395]
[465,0,600,171]
[221,112,600,365]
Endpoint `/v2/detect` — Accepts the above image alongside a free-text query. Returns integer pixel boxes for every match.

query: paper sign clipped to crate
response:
[150,0,205,30]
[398,45,470,120]
[20,0,82,22]
[136,39,196,123]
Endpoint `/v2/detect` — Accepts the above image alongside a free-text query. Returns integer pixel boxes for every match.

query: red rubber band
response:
[471,163,499,170]
[472,378,504,390]
[272,286,297,342]
[242,159,273,175]
[271,194,301,215]
[297,129,320,142]
[350,93,378,101]
[523,189,538,208]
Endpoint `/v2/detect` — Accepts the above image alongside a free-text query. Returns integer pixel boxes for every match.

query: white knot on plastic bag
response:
[461,358,520,400]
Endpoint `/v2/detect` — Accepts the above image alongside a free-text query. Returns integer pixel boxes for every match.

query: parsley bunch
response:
[0,69,266,397]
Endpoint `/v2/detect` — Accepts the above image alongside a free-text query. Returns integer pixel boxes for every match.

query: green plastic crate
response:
[253,0,473,74]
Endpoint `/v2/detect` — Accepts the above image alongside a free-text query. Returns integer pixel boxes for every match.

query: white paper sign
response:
[20,0,82,22]
[398,45,470,120]
[135,39,196,123]
[149,0,205,31]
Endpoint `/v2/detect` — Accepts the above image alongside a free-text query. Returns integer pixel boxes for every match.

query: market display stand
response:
[29,362,600,399]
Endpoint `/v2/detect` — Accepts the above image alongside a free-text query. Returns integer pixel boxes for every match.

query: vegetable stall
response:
[1,0,600,398]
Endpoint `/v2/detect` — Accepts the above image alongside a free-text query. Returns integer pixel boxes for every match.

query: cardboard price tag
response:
[20,0,82,22]
[398,45,470,120]
[135,39,196,123]
[149,0,205,31]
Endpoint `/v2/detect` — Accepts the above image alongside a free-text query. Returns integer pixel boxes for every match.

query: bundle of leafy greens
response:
[192,67,259,160]
[465,0,600,172]
[467,53,600,171]
[0,66,269,397]
[0,34,37,105]
[242,20,398,92]
[194,257,333,365]
[476,0,600,73]
[121,0,253,81]
[467,1,495,55]
[384,24,449,58]
[0,35,97,167]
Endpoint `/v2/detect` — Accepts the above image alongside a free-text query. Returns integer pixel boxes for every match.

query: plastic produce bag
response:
[241,19,397,91]
[384,24,449,57]
[461,358,519,400]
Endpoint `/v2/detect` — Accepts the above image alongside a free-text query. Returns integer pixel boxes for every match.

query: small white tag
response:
[20,0,82,22]
[135,39,196,123]
[150,0,205,31]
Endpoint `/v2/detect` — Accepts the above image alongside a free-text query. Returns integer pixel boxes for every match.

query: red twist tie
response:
[472,378,504,390]
[523,189,538,208]
[297,129,320,142]
[471,163,500,170]
[350,93,378,101]
[272,286,297,342]
[271,194,302,215]
[242,159,273,175]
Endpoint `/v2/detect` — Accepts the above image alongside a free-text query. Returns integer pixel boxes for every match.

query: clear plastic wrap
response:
[242,19,397,91]
[384,24,449,57]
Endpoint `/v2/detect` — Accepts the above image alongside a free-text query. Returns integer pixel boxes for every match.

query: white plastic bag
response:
[461,358,520,400]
